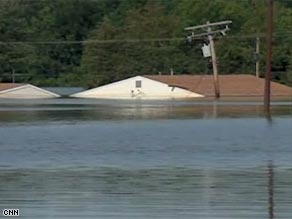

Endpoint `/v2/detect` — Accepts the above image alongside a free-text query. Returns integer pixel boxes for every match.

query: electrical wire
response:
[1,31,292,45]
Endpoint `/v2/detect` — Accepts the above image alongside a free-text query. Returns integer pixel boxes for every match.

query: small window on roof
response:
[135,80,142,88]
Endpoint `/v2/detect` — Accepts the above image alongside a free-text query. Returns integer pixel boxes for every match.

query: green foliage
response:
[0,0,291,87]
[81,1,194,86]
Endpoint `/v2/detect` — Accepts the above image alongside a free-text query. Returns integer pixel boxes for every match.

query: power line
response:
[0,38,184,45]
[1,0,292,1]
[0,32,292,45]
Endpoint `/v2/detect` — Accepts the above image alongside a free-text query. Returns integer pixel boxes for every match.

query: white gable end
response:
[0,85,60,99]
[72,76,203,99]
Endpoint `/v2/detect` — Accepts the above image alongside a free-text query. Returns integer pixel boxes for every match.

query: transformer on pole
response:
[185,20,232,99]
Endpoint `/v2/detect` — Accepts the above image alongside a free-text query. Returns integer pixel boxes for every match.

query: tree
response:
[0,0,292,86]
[81,1,208,87]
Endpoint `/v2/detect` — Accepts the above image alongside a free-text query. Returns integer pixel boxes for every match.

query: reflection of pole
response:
[264,0,274,114]
[268,161,274,219]
[212,101,218,118]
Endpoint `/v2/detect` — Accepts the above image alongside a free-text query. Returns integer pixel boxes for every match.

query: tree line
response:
[0,0,291,87]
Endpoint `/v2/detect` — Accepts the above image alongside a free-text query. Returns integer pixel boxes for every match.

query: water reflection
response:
[0,166,291,218]
[0,98,291,123]
[0,99,291,218]
[268,161,274,219]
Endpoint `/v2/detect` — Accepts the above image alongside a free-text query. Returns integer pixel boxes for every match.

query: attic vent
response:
[135,80,142,88]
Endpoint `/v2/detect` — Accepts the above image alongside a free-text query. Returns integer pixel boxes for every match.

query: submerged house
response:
[0,83,60,99]
[71,74,292,100]
[146,74,292,99]
[71,76,203,99]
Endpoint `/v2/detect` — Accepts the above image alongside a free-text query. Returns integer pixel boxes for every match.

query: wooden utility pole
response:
[12,68,15,83]
[185,21,232,99]
[255,37,260,78]
[264,0,274,114]
[207,22,220,98]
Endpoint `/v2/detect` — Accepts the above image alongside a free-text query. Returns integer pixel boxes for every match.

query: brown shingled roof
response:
[0,83,25,92]
[144,74,292,97]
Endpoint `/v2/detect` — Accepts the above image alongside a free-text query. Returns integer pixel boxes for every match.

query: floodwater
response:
[0,98,291,218]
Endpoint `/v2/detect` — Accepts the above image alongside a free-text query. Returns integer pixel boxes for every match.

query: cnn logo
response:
[2,209,19,216]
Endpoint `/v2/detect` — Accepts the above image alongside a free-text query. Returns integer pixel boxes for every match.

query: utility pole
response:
[264,0,274,114]
[207,22,220,98]
[170,68,174,76]
[12,68,15,83]
[185,20,232,99]
[255,37,260,78]
[268,161,274,219]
